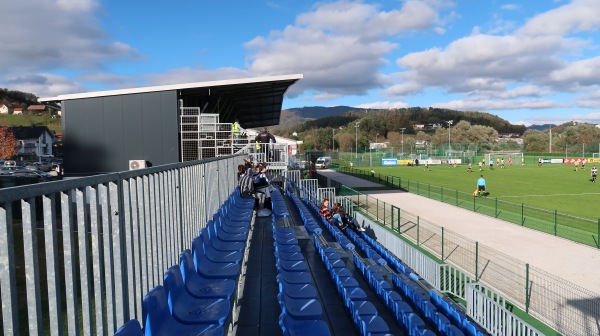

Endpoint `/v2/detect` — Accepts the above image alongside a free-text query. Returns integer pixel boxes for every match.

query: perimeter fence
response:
[317,172,600,336]
[334,166,600,249]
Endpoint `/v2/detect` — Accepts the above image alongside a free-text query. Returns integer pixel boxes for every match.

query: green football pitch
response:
[370,162,599,218]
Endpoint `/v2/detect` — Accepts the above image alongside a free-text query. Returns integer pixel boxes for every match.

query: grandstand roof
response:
[39,74,303,128]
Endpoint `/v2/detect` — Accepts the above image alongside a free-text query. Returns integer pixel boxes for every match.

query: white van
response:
[315,157,332,169]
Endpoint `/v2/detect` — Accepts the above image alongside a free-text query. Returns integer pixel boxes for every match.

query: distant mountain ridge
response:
[527,124,557,130]
[277,105,526,135]
[284,105,364,119]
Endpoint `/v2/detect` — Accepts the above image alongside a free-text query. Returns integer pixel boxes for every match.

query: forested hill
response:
[0,88,39,109]
[281,106,526,135]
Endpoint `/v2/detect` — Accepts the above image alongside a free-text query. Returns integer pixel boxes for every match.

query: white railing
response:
[467,283,542,336]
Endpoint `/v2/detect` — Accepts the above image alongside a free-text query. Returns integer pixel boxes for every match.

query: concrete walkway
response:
[319,170,600,295]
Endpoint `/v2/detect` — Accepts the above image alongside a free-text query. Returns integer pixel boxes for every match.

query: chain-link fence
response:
[324,177,600,336]
[335,166,600,249]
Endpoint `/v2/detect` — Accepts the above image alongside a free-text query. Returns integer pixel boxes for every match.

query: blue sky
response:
[1,0,600,126]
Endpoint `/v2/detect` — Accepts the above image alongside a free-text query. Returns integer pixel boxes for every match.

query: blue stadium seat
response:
[113,319,142,336]
[194,234,242,264]
[276,259,309,273]
[208,221,246,242]
[278,313,331,336]
[275,250,305,261]
[163,265,230,325]
[358,315,389,336]
[179,251,235,299]
[278,270,313,285]
[192,239,241,279]
[142,285,223,336]
[278,281,318,299]
[202,227,245,252]
[278,293,324,320]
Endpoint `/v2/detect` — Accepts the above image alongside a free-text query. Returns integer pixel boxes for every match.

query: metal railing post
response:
[554,210,558,236]
[521,203,525,225]
[441,186,444,202]
[495,197,498,217]
[475,241,479,281]
[441,227,445,261]
[456,189,458,206]
[525,263,530,313]
[417,216,420,246]
[398,208,402,233]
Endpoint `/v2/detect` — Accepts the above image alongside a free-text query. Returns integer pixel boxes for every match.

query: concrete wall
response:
[62,90,179,175]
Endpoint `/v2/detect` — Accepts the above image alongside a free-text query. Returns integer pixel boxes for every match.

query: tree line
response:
[274,107,525,151]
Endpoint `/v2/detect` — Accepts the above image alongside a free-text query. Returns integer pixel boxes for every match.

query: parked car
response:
[0,166,27,175]
[25,162,52,172]
[3,160,17,167]
[10,170,58,182]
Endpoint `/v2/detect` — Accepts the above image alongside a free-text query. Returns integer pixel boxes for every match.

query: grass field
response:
[368,162,599,219]
[341,160,600,247]
[0,114,61,133]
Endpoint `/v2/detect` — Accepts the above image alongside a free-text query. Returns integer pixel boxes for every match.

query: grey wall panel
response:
[161,91,179,162]
[122,95,144,161]
[103,96,125,173]
[141,93,163,167]
[62,90,179,176]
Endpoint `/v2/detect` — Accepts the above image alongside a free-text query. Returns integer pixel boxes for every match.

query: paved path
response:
[319,170,600,295]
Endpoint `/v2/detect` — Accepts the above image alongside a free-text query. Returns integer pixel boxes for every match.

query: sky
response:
[1,0,600,126]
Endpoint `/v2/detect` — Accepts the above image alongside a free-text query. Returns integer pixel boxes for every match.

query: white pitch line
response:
[500,192,600,198]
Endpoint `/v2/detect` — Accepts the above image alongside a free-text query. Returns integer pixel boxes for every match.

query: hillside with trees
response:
[273,107,526,151]
[0,88,39,109]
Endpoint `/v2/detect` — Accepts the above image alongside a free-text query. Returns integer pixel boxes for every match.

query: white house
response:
[9,126,54,158]
[0,104,8,114]
[13,107,23,115]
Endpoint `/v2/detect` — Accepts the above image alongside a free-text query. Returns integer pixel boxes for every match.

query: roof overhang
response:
[40,74,303,128]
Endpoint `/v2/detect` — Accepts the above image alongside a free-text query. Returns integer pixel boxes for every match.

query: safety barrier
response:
[314,172,600,336]
[336,166,600,249]
[0,155,241,335]
[466,283,542,336]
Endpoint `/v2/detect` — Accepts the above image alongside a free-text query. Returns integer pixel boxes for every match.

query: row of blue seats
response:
[313,236,392,335]
[286,190,324,235]
[428,288,486,336]
[355,229,414,276]
[353,255,437,336]
[271,187,290,218]
[305,201,355,250]
[348,227,485,336]
[113,189,254,336]
[270,190,331,336]
[273,228,331,335]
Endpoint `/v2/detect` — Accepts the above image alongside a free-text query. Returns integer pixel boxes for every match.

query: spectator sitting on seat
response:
[238,158,255,198]
[319,198,332,221]
[331,205,365,232]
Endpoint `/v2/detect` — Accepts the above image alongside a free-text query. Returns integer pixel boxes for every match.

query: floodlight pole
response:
[549,127,552,153]
[355,122,360,166]
[400,128,406,159]
[447,120,453,161]
[332,128,335,152]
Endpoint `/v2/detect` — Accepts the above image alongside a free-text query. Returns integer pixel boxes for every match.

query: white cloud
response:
[501,4,520,11]
[6,73,86,98]
[356,101,409,109]
[570,112,600,123]
[545,56,600,90]
[576,88,600,108]
[245,0,445,99]
[518,0,600,36]
[432,98,566,111]
[0,0,140,74]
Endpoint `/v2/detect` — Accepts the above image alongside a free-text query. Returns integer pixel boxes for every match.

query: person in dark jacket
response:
[255,128,276,161]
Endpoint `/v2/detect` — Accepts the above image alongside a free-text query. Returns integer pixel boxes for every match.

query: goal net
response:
[485,153,523,165]
[593,153,600,159]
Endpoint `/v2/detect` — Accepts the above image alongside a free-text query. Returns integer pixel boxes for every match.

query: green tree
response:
[523,130,548,152]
